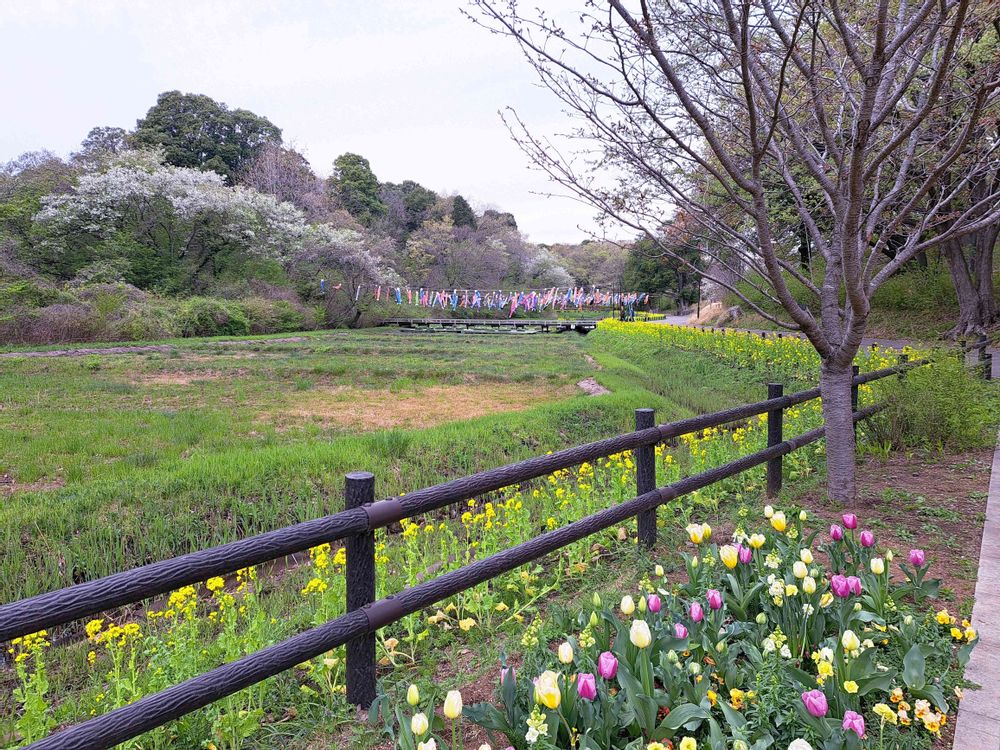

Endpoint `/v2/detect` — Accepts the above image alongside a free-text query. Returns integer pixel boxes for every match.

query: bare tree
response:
[470,0,1000,502]
[239,143,332,222]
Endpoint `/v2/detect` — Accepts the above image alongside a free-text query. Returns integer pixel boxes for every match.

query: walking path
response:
[953,430,1000,747]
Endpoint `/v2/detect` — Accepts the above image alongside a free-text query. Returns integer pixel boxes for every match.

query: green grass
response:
[0,327,784,602]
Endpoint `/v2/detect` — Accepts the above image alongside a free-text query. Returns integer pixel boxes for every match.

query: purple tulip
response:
[831,574,850,598]
[842,513,858,530]
[738,544,753,564]
[908,548,926,567]
[860,530,875,548]
[843,710,866,738]
[674,622,689,639]
[801,689,829,718]
[501,665,515,685]
[597,651,618,680]
[847,575,862,596]
[707,589,723,610]
[647,594,662,614]
[830,524,844,542]
[577,672,597,701]
[690,602,704,623]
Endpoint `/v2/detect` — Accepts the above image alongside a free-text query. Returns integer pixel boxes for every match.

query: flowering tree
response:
[35,151,308,291]
[471,0,1000,502]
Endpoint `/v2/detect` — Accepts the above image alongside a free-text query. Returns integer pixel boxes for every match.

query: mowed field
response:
[0,327,775,602]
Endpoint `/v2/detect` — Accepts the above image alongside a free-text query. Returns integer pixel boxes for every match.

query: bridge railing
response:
[2,360,922,750]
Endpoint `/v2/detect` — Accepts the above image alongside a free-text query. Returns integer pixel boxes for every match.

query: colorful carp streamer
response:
[318,281,650,317]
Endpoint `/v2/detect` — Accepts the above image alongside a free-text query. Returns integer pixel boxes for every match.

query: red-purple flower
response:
[707,589,723,610]
[830,524,844,542]
[842,513,858,530]
[674,622,689,639]
[831,574,851,598]
[690,602,704,623]
[847,575,862,595]
[500,665,516,685]
[647,594,662,614]
[738,544,753,564]
[577,672,597,701]
[860,530,875,548]
[597,651,618,680]
[843,710,866,738]
[801,689,829,718]
[908,548,926,567]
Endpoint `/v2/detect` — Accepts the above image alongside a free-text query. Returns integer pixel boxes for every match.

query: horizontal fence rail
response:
[4,360,924,750]
[0,362,914,642]
[21,403,883,750]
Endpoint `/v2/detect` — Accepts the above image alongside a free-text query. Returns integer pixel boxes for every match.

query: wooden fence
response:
[0,361,919,750]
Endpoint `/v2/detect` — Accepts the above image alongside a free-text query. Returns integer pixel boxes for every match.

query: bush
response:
[240,296,316,334]
[872,354,999,450]
[175,297,252,338]
[871,267,957,312]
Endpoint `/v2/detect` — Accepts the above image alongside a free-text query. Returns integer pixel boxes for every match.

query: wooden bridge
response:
[381,317,601,333]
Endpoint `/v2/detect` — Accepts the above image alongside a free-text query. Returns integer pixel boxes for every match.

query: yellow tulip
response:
[749,533,766,549]
[701,523,712,541]
[871,558,885,575]
[803,576,817,594]
[799,548,814,565]
[842,630,861,653]
[770,512,787,533]
[443,690,463,719]
[621,595,636,615]
[686,524,705,544]
[534,670,561,709]
[630,619,652,648]
[411,712,429,736]
[720,545,739,569]
[558,641,574,664]
[407,684,420,707]
[793,561,808,579]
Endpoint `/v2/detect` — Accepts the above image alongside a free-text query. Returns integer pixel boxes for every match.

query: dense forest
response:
[0,91,678,344]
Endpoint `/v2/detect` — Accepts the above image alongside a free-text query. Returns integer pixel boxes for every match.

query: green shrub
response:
[871,353,999,450]
[239,297,314,334]
[175,297,251,337]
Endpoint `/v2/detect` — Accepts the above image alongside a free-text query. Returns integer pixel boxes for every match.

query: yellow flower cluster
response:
[7,629,50,664]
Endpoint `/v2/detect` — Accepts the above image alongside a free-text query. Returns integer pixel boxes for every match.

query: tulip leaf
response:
[958,637,978,667]
[857,671,895,695]
[902,643,927,690]
[784,665,816,689]
[658,702,711,732]
[462,703,510,733]
[912,685,949,715]
[719,700,747,729]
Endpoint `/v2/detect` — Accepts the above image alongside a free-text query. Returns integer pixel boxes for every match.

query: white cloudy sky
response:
[0,1,619,243]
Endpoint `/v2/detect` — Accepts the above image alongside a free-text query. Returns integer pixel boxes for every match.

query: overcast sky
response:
[0,1,620,244]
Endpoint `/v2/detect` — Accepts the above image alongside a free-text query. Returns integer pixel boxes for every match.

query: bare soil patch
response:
[269,382,580,430]
[577,376,611,396]
[132,371,229,386]
[0,473,65,496]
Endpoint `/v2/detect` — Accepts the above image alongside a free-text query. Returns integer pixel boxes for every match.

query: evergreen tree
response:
[451,194,477,228]
[329,153,386,226]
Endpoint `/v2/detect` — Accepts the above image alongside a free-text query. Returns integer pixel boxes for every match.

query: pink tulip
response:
[847,576,862,596]
[801,689,829,718]
[597,651,618,680]
[690,602,704,623]
[830,524,844,542]
[843,710,866,738]
[674,622,689,639]
[707,589,723,610]
[577,672,597,700]
[831,574,850,598]
[908,549,926,567]
[501,666,515,685]
[860,530,875,548]
[738,544,752,564]
[647,594,662,613]
[842,513,858,530]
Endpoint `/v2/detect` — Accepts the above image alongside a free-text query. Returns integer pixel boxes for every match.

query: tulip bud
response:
[666,649,679,663]
[689,661,701,675]
[793,561,808,579]
[842,630,861,652]
[690,601,704,622]
[443,690,463,719]
[654,564,664,577]
[803,576,817,595]
[691,556,699,568]
[620,595,635,615]
[764,504,774,518]
[908,549,926,567]
[842,513,858,530]
[886,549,894,562]
[418,738,438,750]
[799,548,814,565]
[411,712,429,736]
[630,619,652,648]
[715,640,726,654]
[871,557,885,575]
[597,651,618,679]
[638,596,647,613]
[830,524,844,542]
[577,672,597,701]
[854,602,862,612]
[592,592,602,608]
[734,741,749,750]
[558,641,574,664]
[647,594,662,613]
[706,589,723,610]
[904,615,913,626]
[799,510,808,522]
[860,530,875,548]
[589,611,599,627]
[755,612,767,625]
[407,684,420,707]
[720,545,739,569]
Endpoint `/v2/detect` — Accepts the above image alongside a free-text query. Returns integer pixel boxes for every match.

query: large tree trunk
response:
[943,232,998,338]
[820,359,857,504]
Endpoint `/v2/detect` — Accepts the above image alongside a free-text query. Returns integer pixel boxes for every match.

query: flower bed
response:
[393,509,976,749]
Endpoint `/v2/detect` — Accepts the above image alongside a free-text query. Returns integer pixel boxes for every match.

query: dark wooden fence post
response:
[635,408,657,549]
[766,383,783,498]
[345,471,376,708]
[898,352,909,381]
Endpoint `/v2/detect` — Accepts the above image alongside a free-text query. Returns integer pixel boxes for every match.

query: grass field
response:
[0,327,785,602]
